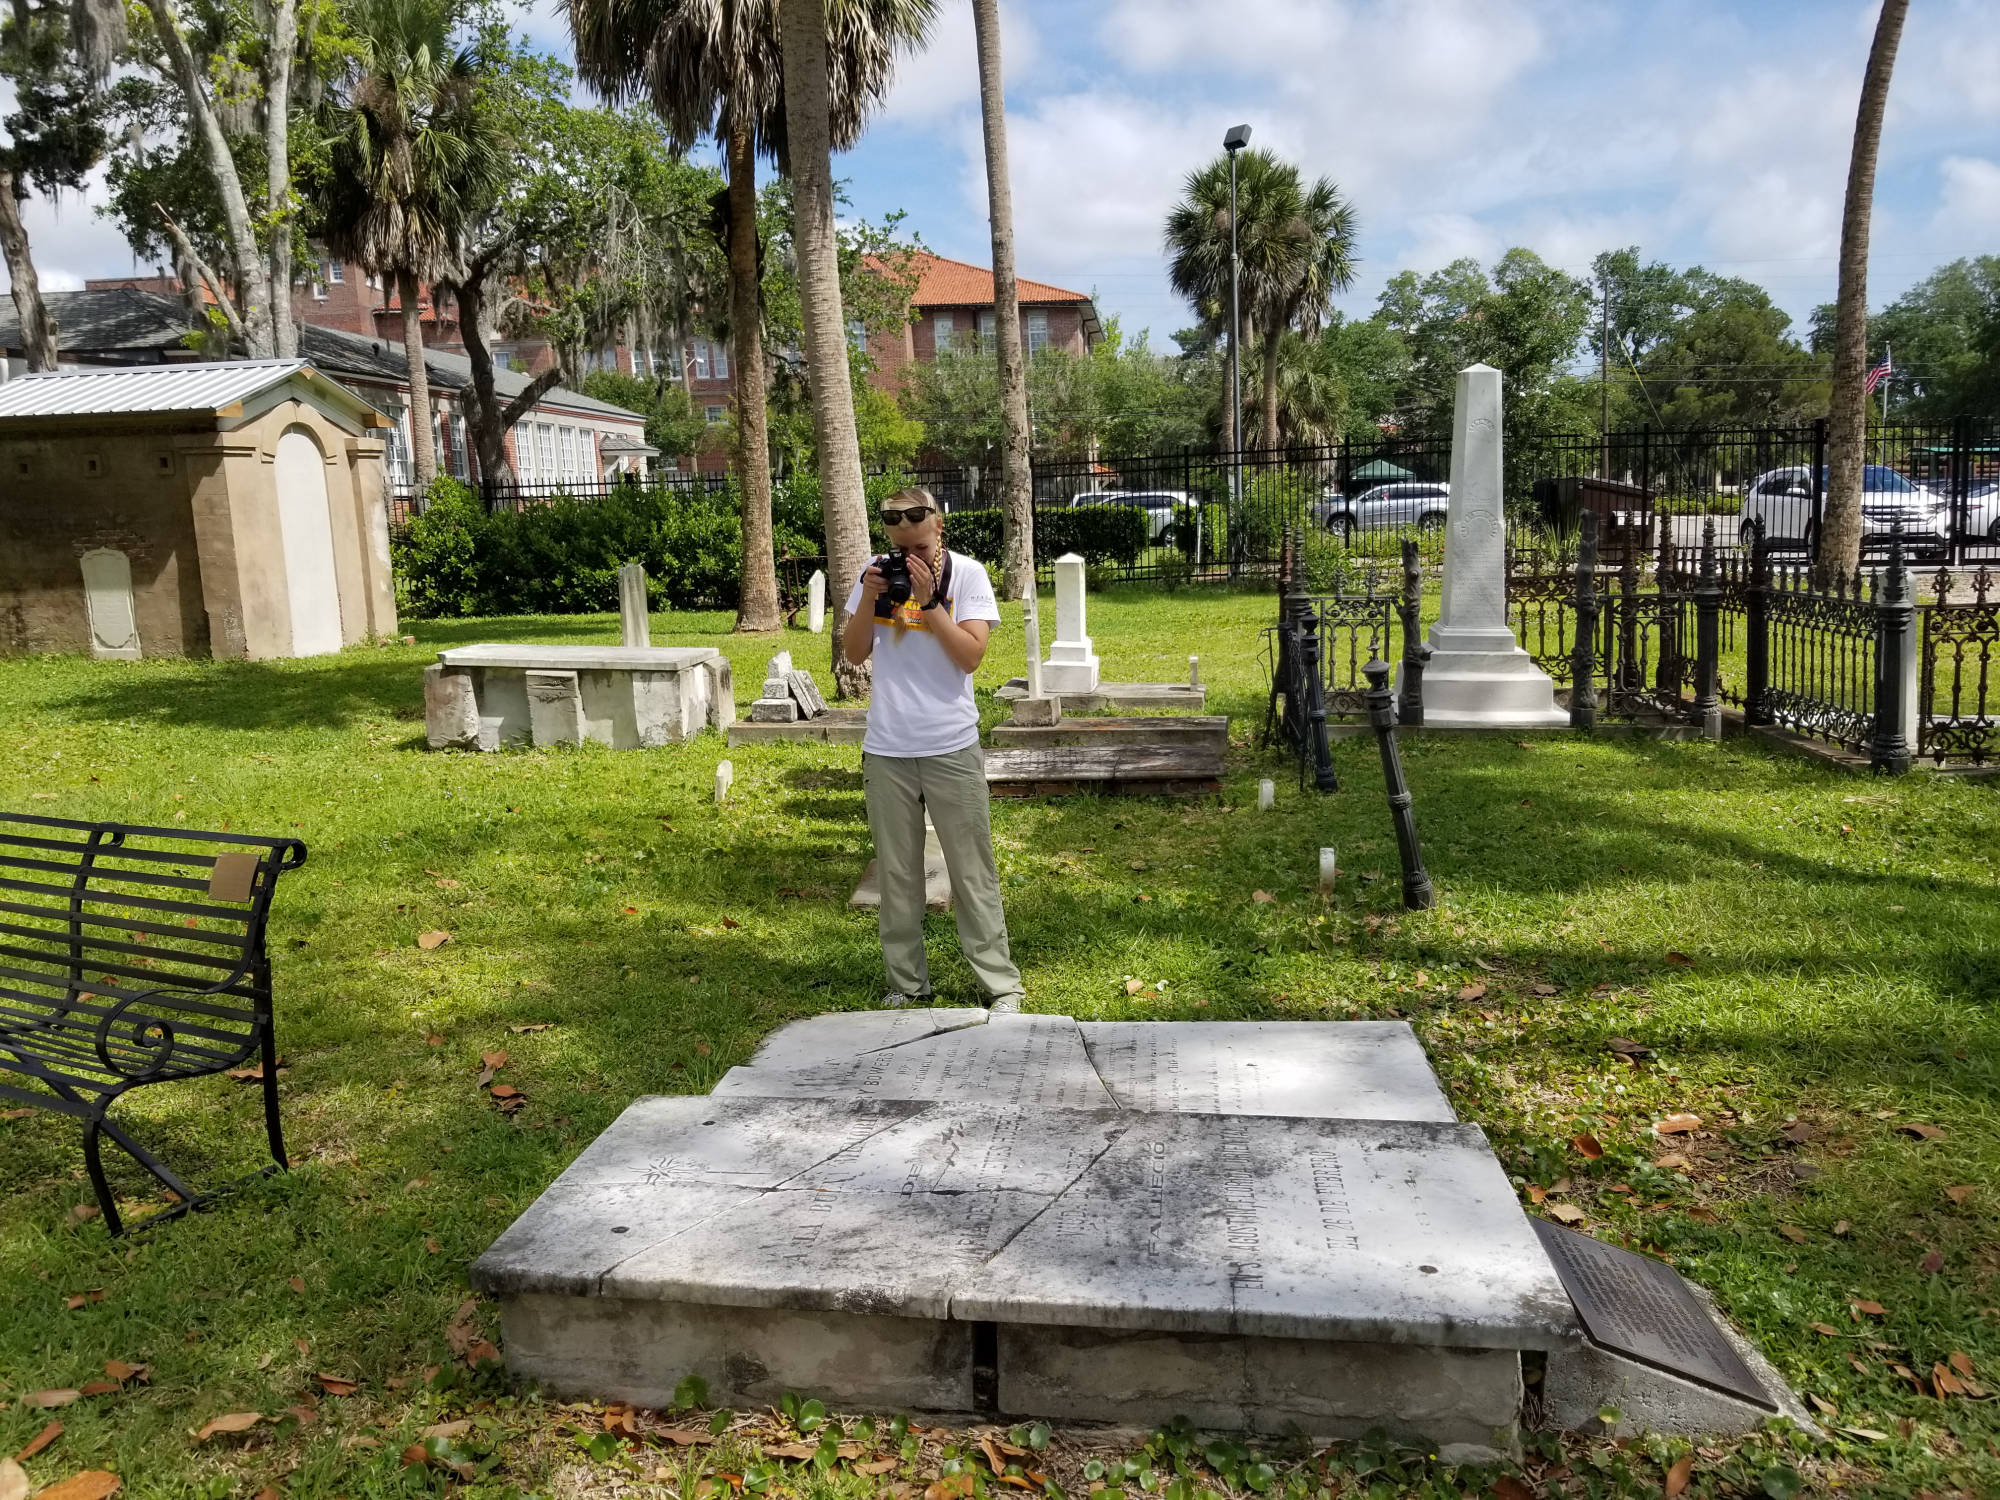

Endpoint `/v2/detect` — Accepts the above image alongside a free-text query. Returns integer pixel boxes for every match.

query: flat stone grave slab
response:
[439,644,721,672]
[713,1014,1119,1113]
[989,715,1229,749]
[473,1090,1576,1447]
[728,707,868,746]
[997,678,1207,712]
[849,818,952,911]
[1078,1020,1455,1121]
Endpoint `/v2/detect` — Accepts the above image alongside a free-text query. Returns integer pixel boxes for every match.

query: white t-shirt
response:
[845,550,1000,757]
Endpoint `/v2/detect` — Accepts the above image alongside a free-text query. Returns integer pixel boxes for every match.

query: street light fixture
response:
[1224,124,1251,575]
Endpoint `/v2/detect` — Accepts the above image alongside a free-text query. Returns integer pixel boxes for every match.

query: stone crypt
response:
[472,1013,1798,1453]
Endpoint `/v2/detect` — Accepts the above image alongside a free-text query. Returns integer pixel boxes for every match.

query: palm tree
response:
[972,0,1031,599]
[1165,149,1356,453]
[569,0,786,632]
[314,0,503,488]
[1818,0,1909,586]
[1251,176,1354,451]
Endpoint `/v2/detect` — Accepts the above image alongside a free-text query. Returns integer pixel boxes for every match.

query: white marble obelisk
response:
[1417,364,1567,727]
[1041,553,1100,694]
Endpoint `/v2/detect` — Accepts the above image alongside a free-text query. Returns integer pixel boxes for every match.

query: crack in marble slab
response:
[591,1107,927,1288]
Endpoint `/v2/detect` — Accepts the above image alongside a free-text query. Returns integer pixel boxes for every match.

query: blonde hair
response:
[887,485,938,512]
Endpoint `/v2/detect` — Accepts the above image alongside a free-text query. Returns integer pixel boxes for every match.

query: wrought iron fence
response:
[1919,566,2000,765]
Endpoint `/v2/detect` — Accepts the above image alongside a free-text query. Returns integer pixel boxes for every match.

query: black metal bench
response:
[0,811,306,1234]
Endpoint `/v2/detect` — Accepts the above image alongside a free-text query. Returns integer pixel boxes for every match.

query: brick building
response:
[858,251,1103,395]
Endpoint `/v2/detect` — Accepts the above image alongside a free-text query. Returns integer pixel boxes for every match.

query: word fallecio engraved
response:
[1309,1147,1361,1254]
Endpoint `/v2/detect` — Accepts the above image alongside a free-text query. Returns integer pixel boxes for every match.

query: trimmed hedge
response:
[393,478,819,618]
[942,504,1149,567]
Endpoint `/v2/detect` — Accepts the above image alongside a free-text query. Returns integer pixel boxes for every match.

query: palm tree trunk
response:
[141,0,275,357]
[1259,325,1282,451]
[1819,0,1908,587]
[0,168,59,372]
[778,0,871,696]
[727,115,781,633]
[399,269,438,487]
[974,0,1033,600]
[263,0,298,358]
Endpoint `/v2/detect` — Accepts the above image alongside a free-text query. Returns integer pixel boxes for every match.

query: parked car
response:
[1310,481,1451,540]
[1737,465,1947,553]
[1962,479,2000,541]
[1068,489,1185,543]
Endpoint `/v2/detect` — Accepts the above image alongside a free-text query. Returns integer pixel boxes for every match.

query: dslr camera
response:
[878,547,913,606]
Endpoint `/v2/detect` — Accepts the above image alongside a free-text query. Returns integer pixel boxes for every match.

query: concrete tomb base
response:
[473,1012,1795,1449]
[996,678,1207,713]
[427,645,730,750]
[849,816,952,911]
[727,709,868,747]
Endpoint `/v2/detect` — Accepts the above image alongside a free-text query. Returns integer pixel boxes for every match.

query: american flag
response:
[1863,350,1893,395]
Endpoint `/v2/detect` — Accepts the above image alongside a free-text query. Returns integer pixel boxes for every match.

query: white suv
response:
[1737,465,1947,554]
[1069,489,1185,543]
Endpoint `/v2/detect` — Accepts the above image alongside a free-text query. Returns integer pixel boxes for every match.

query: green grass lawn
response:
[2,586,1997,1500]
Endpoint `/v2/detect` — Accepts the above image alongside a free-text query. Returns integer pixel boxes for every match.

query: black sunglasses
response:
[878,506,936,526]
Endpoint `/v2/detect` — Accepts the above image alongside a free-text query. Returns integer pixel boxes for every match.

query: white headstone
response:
[1041,554,1100,694]
[1320,847,1338,894]
[714,760,734,803]
[79,548,141,661]
[618,563,650,648]
[1257,778,1274,811]
[807,570,827,633]
[1022,585,1045,700]
[1189,655,1201,687]
[1417,365,1567,727]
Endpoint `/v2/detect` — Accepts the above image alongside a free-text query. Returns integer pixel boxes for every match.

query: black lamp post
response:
[1223,123,1251,575]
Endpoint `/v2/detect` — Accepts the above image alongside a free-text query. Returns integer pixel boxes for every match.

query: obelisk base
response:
[1412,626,1567,727]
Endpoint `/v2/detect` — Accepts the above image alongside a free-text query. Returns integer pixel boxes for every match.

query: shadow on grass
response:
[48,654,425,731]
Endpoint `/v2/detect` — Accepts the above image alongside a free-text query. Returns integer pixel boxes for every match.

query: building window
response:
[848,318,867,351]
[690,336,728,382]
[559,425,576,478]
[449,412,469,479]
[384,402,411,487]
[705,405,726,426]
[933,311,954,351]
[1027,309,1049,357]
[514,422,534,482]
[311,281,326,302]
[710,338,728,381]
[978,310,994,352]
[691,340,709,380]
[537,423,556,480]
[329,262,344,284]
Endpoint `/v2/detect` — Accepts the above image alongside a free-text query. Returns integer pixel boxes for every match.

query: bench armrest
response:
[92,965,264,1082]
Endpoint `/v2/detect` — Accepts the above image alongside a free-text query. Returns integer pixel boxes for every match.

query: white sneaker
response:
[880,990,936,1009]
[987,995,1023,1016]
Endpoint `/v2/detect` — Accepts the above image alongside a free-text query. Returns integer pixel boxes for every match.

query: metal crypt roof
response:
[0,359,321,418]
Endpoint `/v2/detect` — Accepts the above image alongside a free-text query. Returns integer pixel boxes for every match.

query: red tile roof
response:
[884,251,1091,308]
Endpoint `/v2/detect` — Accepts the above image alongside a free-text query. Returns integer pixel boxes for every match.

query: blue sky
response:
[14,0,2000,348]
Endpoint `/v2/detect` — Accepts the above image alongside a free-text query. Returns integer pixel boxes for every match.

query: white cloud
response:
[875,2,1041,129]
[1934,155,2000,232]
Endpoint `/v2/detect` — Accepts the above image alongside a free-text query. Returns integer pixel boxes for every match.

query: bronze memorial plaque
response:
[1533,1219,1773,1407]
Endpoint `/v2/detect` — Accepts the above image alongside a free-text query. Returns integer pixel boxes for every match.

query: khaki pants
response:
[862,744,1024,1005]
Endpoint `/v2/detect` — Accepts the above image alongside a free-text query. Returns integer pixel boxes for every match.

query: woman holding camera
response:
[841,488,1023,1013]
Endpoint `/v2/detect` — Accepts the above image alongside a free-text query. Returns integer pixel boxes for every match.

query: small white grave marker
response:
[1189,655,1201,687]
[807,570,827,633]
[618,562,650,648]
[1041,553,1100,694]
[1257,778,1275,811]
[1320,847,1338,894]
[714,760,734,803]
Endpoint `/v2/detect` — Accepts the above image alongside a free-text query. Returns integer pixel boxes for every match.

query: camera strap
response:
[874,549,954,623]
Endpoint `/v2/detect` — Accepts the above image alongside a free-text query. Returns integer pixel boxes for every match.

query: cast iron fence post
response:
[1571,511,1600,730]
[1397,539,1425,726]
[1617,532,1641,711]
[1363,659,1434,911]
[1654,512,1678,696]
[1746,519,1771,725]
[1695,516,1722,741]
[1299,608,1338,792]
[1871,522,1915,775]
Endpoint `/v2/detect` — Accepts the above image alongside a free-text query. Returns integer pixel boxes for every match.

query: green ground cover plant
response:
[0,588,1995,1499]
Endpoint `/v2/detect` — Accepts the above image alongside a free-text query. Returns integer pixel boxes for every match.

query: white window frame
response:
[705,405,727,426]
[978,310,995,352]
[515,421,535,482]
[1027,309,1049,357]
[710,338,728,381]
[559,425,576,478]
[328,262,344,284]
[933,312,954,351]
[449,412,469,478]
[536,423,556,480]
[692,339,711,380]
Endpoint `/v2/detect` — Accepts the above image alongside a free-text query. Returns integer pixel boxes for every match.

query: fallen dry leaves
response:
[61,1290,106,1311]
[30,1473,119,1500]
[1665,1454,1693,1497]
[1653,1113,1702,1135]
[22,1393,79,1411]
[1546,1204,1587,1225]
[314,1374,358,1397]
[445,1298,480,1358]
[1896,1122,1945,1141]
[416,930,451,951]
[1456,983,1487,1002]
[1570,1132,1604,1160]
[1945,1184,1977,1205]
[12,1424,60,1462]
[194,1413,262,1441]
[0,1460,24,1500]
[1850,1298,1888,1319]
